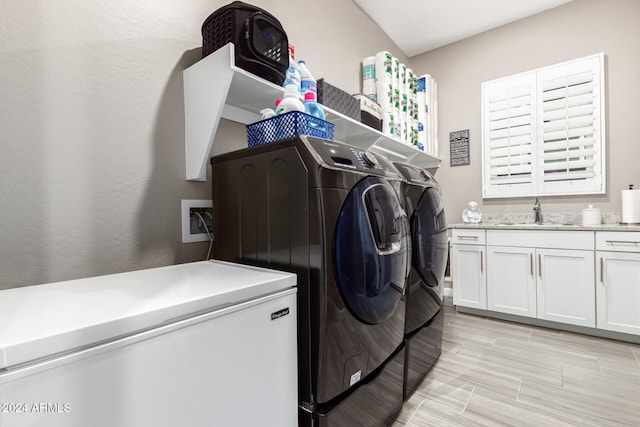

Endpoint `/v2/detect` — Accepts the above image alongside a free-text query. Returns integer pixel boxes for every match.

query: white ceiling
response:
[353,0,575,57]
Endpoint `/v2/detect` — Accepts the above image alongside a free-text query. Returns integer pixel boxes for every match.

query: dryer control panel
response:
[394,162,434,184]
[305,136,387,175]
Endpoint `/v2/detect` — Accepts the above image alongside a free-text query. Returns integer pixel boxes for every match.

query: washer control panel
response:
[357,150,380,168]
[306,137,387,174]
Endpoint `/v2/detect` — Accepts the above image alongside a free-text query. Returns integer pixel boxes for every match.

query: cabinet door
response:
[451,244,486,309]
[597,251,640,335]
[537,248,595,327]
[487,246,536,317]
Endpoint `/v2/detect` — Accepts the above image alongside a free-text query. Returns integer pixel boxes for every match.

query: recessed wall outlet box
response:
[181,199,213,243]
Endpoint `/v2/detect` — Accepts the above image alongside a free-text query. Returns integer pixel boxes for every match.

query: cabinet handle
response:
[530,253,533,276]
[457,235,479,240]
[605,240,640,245]
[538,253,542,277]
[600,257,604,284]
[480,250,483,273]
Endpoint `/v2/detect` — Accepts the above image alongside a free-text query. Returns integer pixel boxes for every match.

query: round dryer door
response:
[412,186,448,288]
[333,177,409,325]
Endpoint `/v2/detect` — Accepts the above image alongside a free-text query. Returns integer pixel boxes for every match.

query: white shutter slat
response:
[504,164,531,175]
[490,154,532,167]
[489,109,508,121]
[567,71,594,86]
[488,99,508,112]
[542,171,594,182]
[542,93,594,112]
[543,148,594,161]
[543,116,594,133]
[543,81,593,102]
[489,104,530,122]
[543,158,594,170]
[491,144,531,157]
[490,175,532,185]
[489,134,531,150]
[543,124,594,142]
[542,72,592,91]
[543,104,594,121]
[490,123,531,140]
[543,137,594,152]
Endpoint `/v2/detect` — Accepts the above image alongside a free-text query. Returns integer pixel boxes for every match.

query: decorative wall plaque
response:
[450,129,470,167]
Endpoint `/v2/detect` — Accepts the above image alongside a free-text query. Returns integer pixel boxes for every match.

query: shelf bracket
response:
[183,45,235,181]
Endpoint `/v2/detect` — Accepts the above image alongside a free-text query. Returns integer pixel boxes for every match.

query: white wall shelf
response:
[183,43,440,181]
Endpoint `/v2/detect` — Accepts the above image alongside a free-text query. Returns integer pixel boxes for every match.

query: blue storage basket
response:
[246,111,334,147]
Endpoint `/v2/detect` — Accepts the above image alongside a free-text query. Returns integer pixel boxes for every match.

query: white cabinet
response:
[486,230,595,327]
[536,248,595,327]
[183,43,440,181]
[453,226,640,338]
[451,229,486,309]
[487,246,536,317]
[596,231,640,335]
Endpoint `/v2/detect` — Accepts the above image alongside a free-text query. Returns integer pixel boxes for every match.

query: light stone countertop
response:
[450,211,640,231]
[451,222,640,231]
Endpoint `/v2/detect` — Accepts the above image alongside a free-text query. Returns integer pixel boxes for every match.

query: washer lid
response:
[0,261,295,370]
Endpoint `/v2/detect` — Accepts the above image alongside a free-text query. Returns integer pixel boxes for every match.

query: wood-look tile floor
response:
[393,298,640,426]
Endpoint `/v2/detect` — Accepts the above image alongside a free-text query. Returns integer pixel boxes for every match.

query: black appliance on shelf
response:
[211,136,409,426]
[201,1,288,85]
[394,162,448,399]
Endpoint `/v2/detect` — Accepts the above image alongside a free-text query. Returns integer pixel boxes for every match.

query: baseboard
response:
[456,306,640,345]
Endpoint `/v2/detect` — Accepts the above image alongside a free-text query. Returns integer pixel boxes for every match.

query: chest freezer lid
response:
[0,260,296,370]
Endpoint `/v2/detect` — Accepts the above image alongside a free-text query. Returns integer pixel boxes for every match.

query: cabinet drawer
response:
[487,230,594,250]
[596,231,640,253]
[452,229,486,245]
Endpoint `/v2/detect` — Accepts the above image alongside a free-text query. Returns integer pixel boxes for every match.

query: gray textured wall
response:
[0,0,406,289]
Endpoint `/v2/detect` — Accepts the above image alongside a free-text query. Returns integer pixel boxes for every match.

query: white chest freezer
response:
[0,260,297,427]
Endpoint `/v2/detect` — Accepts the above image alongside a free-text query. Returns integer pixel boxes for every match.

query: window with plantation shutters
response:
[482,53,605,198]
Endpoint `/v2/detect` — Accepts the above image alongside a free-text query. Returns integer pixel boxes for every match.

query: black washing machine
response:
[394,162,448,398]
[211,136,410,426]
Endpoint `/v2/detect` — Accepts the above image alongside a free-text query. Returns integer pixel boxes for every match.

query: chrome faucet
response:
[533,198,543,224]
